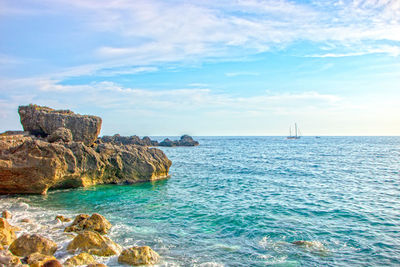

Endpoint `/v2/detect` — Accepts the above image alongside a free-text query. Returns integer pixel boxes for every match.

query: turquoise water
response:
[3,136,400,266]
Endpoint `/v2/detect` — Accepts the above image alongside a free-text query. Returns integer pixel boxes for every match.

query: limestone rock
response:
[0,249,21,266]
[65,213,111,234]
[26,252,56,267]
[0,134,171,194]
[67,231,121,256]
[55,215,71,223]
[64,252,96,266]
[87,264,108,267]
[0,218,16,246]
[100,134,158,146]
[118,246,159,266]
[18,104,102,146]
[1,210,12,219]
[47,127,73,143]
[159,135,199,147]
[9,234,57,257]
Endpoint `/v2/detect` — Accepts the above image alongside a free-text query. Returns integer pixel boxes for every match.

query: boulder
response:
[0,249,21,266]
[87,264,108,267]
[1,210,12,219]
[65,213,111,234]
[9,234,57,257]
[0,134,171,194]
[0,217,16,246]
[47,127,73,143]
[67,231,121,256]
[64,252,96,266]
[42,259,63,267]
[55,215,71,223]
[18,104,102,146]
[118,246,159,266]
[26,252,56,267]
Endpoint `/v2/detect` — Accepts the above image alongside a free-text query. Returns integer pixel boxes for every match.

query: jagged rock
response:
[0,249,21,266]
[0,134,171,194]
[1,210,12,219]
[159,135,199,147]
[18,104,102,146]
[65,213,111,234]
[64,252,96,266]
[26,252,56,267]
[118,246,159,266]
[9,233,57,257]
[67,231,121,256]
[47,127,73,143]
[0,218,16,246]
[55,215,71,223]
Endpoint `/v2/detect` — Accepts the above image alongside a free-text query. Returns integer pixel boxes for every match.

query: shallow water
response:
[1,136,400,266]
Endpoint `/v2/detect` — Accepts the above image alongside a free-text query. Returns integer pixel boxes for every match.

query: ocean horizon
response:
[1,136,399,266]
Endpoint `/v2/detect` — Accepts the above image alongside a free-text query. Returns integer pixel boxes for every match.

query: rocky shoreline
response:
[0,208,159,266]
[0,104,173,195]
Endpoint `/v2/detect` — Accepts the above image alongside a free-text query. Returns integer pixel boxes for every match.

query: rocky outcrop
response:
[0,218,16,246]
[18,104,101,146]
[159,135,199,147]
[64,252,96,266]
[118,246,160,266]
[9,234,57,257]
[1,210,11,219]
[67,231,121,256]
[0,133,171,194]
[64,213,111,234]
[55,215,71,223]
[100,134,158,146]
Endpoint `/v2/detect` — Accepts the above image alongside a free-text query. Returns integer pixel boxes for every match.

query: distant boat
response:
[287,123,301,139]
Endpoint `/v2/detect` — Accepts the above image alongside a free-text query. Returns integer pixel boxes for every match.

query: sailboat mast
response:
[295,123,298,138]
[289,126,292,137]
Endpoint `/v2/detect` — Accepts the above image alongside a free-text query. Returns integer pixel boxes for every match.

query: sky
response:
[0,0,400,136]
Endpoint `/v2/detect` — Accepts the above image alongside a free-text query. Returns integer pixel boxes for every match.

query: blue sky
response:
[1,0,399,136]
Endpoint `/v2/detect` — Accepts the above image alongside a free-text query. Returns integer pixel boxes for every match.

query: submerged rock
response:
[55,215,71,223]
[0,218,16,246]
[9,233,57,257]
[18,104,101,146]
[118,246,160,266]
[65,213,111,234]
[64,252,96,266]
[26,252,56,267]
[67,230,121,256]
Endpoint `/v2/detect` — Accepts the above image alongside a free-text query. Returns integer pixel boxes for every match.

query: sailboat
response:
[287,123,301,139]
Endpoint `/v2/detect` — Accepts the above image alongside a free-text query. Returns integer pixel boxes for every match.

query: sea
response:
[1,136,400,266]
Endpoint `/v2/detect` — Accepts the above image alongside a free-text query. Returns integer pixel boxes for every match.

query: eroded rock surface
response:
[65,213,111,234]
[0,218,16,246]
[0,249,21,266]
[64,252,96,266]
[118,246,160,266]
[9,233,57,257]
[18,104,102,146]
[67,231,121,256]
[26,252,56,267]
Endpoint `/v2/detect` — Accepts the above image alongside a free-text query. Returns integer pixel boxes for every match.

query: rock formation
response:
[64,252,97,266]
[100,134,199,147]
[26,252,56,267]
[18,104,101,146]
[159,134,199,147]
[64,213,111,234]
[0,218,16,246]
[9,234,57,257]
[0,104,172,194]
[67,230,121,256]
[118,246,160,266]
